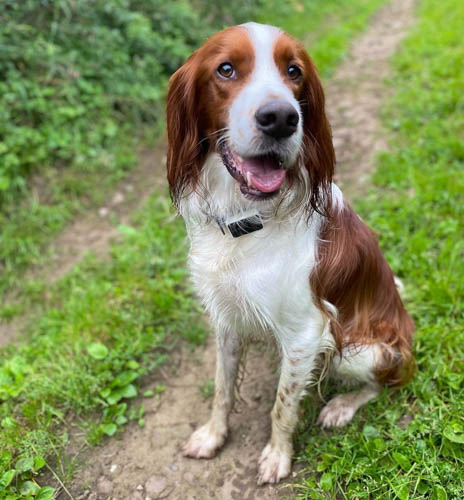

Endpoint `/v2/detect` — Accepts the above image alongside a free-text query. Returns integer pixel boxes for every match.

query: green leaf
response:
[106,384,137,405]
[373,438,386,451]
[20,480,40,495]
[443,421,464,444]
[111,371,138,388]
[36,486,56,500]
[416,480,430,494]
[122,384,137,399]
[392,483,409,500]
[363,424,380,439]
[1,417,15,429]
[87,342,109,360]
[392,452,412,471]
[319,472,334,491]
[106,389,124,405]
[118,225,138,237]
[432,485,448,500]
[99,387,111,399]
[0,469,15,487]
[115,415,127,426]
[101,423,117,436]
[16,456,34,473]
[33,456,46,472]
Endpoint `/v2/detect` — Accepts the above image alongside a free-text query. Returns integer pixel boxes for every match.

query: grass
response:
[0,133,139,300]
[0,0,400,496]
[293,0,464,498]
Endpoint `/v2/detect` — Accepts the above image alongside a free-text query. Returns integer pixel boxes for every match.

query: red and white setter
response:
[166,23,414,485]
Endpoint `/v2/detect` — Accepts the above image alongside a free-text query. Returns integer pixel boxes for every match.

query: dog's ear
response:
[166,54,207,207]
[299,54,335,216]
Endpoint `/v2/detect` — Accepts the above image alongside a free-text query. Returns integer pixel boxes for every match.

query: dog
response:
[165,22,414,485]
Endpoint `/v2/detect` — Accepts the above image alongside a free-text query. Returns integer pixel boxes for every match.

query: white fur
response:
[181,24,379,485]
[331,344,382,384]
[228,23,303,166]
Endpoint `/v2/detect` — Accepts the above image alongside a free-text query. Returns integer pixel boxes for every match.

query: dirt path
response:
[69,341,285,500]
[327,0,417,199]
[0,144,167,346]
[45,146,168,284]
[55,1,418,499]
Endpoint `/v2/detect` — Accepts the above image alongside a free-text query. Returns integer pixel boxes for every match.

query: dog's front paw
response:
[183,422,227,459]
[257,443,291,485]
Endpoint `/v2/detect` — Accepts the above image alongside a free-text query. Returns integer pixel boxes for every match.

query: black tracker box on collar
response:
[216,213,264,238]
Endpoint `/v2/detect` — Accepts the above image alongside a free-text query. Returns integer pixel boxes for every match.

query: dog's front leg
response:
[184,327,242,458]
[258,333,321,485]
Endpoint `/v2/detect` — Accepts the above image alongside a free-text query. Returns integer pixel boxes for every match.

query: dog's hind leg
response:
[317,384,379,428]
[184,327,242,458]
[317,344,381,428]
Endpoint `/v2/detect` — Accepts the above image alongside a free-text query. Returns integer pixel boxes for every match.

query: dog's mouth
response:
[219,143,286,200]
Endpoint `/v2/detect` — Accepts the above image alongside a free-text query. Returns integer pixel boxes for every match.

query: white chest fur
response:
[186,215,323,340]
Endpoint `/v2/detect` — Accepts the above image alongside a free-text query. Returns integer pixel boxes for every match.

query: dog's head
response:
[166,23,335,215]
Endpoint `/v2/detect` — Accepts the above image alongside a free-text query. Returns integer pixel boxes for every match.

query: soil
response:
[327,0,417,199]
[69,341,288,500]
[0,145,167,346]
[4,0,418,497]
[45,146,168,283]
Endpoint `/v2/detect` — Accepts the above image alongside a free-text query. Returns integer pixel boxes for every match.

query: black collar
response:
[215,213,263,238]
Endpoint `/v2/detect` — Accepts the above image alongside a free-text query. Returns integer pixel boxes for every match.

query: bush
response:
[0,0,206,207]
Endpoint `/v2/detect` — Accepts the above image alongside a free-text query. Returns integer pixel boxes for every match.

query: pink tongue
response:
[241,157,286,193]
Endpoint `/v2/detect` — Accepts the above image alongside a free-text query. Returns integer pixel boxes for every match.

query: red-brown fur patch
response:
[166,26,254,205]
[310,203,415,386]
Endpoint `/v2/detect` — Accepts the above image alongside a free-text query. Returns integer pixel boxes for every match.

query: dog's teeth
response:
[247,171,252,187]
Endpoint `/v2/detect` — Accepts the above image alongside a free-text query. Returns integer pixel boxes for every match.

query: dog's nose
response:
[255,100,299,139]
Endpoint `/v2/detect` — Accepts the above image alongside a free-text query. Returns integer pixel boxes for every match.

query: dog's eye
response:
[217,62,235,79]
[287,65,302,81]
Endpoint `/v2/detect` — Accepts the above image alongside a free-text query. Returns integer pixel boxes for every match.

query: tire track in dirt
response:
[6,0,414,497]
[327,0,417,199]
[0,144,167,346]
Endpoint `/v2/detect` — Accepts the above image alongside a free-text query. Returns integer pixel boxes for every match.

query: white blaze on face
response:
[228,23,303,166]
